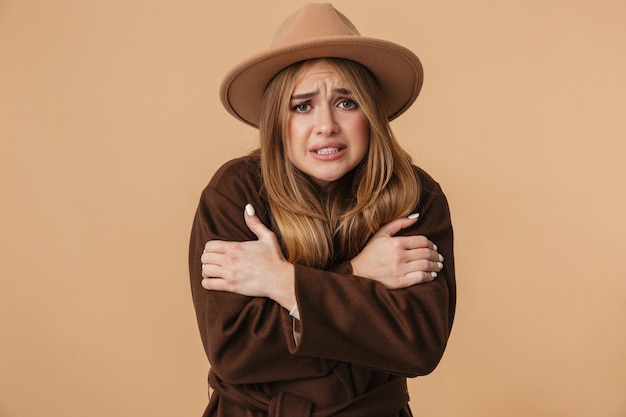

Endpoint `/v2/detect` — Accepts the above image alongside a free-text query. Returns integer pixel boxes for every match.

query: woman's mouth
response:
[315,147,341,155]
[310,145,346,161]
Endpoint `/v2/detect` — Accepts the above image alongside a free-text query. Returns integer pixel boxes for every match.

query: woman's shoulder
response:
[197,153,265,211]
[411,164,451,213]
[208,153,262,189]
[412,164,441,191]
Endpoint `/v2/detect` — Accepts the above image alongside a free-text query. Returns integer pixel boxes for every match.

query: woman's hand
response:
[200,204,296,310]
[350,214,443,289]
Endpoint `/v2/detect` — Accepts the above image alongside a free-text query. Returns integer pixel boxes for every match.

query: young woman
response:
[189,4,456,416]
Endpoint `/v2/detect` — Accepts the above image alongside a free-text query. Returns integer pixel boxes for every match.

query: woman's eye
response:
[337,99,357,109]
[292,103,311,113]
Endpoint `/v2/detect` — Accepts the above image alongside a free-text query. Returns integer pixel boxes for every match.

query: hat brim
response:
[220,36,423,128]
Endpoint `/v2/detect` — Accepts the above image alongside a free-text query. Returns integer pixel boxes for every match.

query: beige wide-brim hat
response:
[220,2,423,128]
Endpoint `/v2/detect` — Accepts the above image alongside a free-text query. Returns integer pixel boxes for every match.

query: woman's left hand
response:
[200,204,296,309]
[350,215,443,289]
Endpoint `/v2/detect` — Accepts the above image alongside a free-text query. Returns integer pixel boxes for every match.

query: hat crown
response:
[271,3,361,48]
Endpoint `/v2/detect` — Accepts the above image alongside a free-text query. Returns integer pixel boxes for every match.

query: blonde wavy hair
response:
[257,58,420,268]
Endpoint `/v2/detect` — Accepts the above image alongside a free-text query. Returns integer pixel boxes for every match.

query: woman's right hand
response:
[350,214,443,289]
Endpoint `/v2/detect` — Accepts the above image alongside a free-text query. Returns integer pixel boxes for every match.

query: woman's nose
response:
[315,105,339,136]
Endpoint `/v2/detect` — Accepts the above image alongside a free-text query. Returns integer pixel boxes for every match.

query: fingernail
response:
[439,254,444,262]
[245,203,255,217]
[408,212,420,219]
[431,272,438,279]
[433,244,438,251]
[437,262,444,270]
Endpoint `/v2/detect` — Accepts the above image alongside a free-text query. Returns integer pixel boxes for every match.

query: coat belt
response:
[208,370,408,417]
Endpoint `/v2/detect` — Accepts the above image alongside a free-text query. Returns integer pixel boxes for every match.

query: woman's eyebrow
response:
[291,88,353,100]
[291,91,317,100]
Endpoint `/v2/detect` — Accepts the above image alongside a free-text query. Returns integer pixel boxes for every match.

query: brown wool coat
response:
[189,154,456,417]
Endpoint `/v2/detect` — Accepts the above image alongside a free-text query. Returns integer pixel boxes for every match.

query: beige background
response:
[1,0,625,416]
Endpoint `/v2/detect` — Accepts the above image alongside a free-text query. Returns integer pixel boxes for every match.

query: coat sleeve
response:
[287,170,456,378]
[189,159,339,385]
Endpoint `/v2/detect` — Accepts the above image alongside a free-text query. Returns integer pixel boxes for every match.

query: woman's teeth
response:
[315,147,340,155]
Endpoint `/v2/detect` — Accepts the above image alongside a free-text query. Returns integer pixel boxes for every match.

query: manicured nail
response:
[433,244,438,251]
[431,272,438,279]
[408,212,420,219]
[245,204,255,217]
[437,262,444,270]
[439,254,444,262]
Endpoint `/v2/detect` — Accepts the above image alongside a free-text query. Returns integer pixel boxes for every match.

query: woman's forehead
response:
[292,60,348,95]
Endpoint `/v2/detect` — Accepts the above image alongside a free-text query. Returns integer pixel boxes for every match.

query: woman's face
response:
[285,60,370,188]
